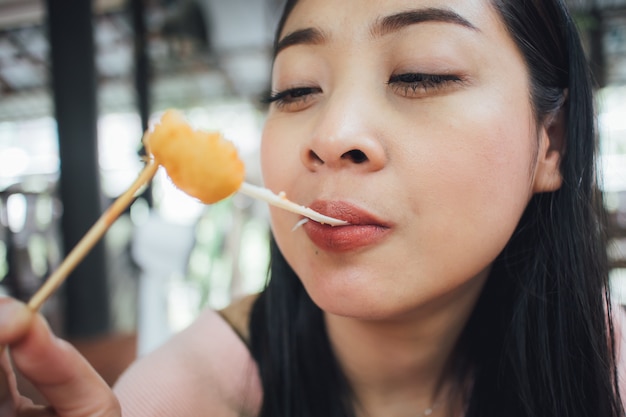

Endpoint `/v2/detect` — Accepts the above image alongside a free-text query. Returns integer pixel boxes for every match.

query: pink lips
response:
[302,200,391,252]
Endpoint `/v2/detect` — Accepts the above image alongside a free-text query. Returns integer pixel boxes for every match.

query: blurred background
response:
[0,0,624,393]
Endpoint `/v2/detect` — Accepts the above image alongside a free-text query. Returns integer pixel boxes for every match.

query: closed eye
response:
[387,73,463,97]
[262,86,323,111]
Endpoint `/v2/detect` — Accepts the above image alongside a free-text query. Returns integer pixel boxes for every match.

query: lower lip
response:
[302,221,390,252]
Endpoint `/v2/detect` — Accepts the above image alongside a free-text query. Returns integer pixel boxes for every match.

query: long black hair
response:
[249,1,624,416]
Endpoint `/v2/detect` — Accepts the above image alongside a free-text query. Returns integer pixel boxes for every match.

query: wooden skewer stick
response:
[27,160,159,312]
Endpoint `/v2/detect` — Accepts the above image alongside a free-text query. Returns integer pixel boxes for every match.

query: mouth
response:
[301,200,392,252]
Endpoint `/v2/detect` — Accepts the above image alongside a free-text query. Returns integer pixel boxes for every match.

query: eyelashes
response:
[386,73,463,96]
[263,73,464,110]
[262,86,322,110]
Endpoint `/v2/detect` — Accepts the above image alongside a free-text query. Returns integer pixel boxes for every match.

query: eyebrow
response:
[275,27,326,56]
[274,7,478,57]
[371,7,479,37]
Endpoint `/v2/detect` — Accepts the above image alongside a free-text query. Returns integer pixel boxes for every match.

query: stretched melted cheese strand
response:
[144,110,348,226]
[237,182,347,226]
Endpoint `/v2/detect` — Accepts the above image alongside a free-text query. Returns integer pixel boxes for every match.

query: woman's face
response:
[261,0,559,320]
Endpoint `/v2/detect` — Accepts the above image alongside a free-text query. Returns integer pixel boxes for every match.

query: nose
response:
[301,91,387,172]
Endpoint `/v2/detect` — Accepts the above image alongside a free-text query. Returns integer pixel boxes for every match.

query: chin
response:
[311,297,386,319]
[313,295,423,321]
[300,274,412,320]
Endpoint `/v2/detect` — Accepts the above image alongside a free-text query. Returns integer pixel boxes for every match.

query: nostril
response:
[309,150,324,164]
[342,149,368,164]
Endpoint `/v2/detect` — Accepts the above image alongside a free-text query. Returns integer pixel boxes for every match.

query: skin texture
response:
[261,0,563,414]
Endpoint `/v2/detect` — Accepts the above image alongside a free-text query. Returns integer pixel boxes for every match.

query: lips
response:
[302,200,391,252]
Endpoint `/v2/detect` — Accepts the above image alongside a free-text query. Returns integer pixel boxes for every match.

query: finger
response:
[7,306,120,416]
[0,298,35,346]
[17,402,56,417]
[0,363,16,417]
[0,302,28,417]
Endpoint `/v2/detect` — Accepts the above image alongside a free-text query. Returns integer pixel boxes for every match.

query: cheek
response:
[260,119,306,236]
[464,109,537,204]
[407,94,537,205]
[399,100,538,259]
[260,119,292,189]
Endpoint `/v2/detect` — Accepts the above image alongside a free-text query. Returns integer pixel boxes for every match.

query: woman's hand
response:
[0,297,121,416]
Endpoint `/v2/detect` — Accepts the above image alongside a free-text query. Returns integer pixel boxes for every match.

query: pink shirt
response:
[114,306,626,416]
[114,308,262,417]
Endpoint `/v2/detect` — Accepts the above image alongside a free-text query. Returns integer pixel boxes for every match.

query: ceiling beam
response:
[0,0,43,30]
[0,0,126,30]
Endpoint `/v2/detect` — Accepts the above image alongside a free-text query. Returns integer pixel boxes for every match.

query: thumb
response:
[1,299,120,417]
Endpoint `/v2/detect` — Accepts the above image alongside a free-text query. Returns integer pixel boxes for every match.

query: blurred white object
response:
[131,212,197,356]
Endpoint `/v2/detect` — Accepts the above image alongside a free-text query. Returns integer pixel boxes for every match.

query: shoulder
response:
[218,292,259,344]
[113,302,262,417]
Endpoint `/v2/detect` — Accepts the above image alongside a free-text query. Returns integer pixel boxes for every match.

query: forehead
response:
[280,0,505,44]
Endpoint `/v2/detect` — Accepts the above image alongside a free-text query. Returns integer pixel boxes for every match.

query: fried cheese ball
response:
[143,110,245,204]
